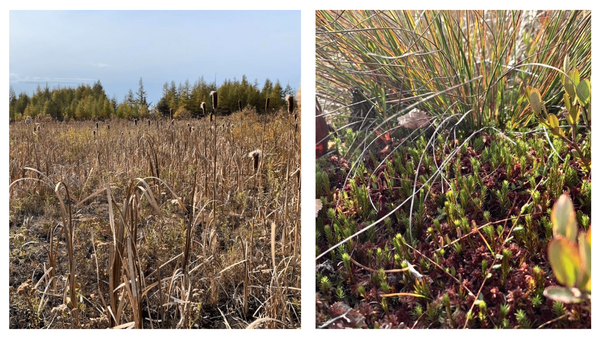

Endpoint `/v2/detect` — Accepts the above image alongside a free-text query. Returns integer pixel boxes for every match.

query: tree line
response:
[9,80,115,121]
[9,75,295,121]
[158,75,294,119]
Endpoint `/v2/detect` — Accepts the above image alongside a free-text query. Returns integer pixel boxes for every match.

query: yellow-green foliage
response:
[544,194,591,303]
[527,56,591,172]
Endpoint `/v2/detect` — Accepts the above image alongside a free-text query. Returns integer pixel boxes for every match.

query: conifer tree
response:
[136,77,148,108]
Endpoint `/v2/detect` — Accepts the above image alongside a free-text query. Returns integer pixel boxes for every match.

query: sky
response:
[9,10,301,106]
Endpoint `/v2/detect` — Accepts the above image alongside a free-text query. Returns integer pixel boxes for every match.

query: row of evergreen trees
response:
[9,75,294,121]
[157,75,294,118]
[9,80,116,121]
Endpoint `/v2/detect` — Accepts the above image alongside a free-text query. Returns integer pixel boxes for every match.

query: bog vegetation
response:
[315,10,590,329]
[9,92,301,328]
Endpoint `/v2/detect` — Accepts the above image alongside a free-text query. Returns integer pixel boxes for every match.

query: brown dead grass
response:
[9,107,301,329]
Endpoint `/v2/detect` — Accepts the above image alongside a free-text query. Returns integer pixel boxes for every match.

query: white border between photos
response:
[2,1,599,336]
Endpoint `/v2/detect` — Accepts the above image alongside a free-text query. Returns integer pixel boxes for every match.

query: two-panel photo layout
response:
[8,9,592,330]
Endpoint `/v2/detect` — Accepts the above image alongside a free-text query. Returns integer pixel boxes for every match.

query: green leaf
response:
[547,114,563,137]
[577,229,591,293]
[570,69,581,86]
[563,70,579,99]
[576,79,591,107]
[563,79,575,99]
[547,113,560,128]
[567,105,580,126]
[548,237,580,287]
[543,285,583,303]
[563,55,571,74]
[564,93,571,112]
[551,194,578,242]
[528,87,543,117]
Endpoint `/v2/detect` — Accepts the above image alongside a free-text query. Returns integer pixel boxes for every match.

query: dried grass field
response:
[9,107,301,329]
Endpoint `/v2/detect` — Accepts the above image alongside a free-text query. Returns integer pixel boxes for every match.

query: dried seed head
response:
[16,279,34,296]
[51,304,68,315]
[265,97,270,113]
[286,95,294,113]
[296,87,301,111]
[210,91,218,110]
[248,149,263,172]
[238,99,242,111]
[96,122,99,129]
[201,102,206,115]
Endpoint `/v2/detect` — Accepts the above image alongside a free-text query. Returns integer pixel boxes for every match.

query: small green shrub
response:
[544,194,591,303]
[527,56,590,172]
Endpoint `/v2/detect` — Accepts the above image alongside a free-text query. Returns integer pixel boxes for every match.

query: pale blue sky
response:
[9,10,300,106]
